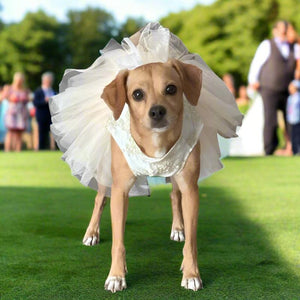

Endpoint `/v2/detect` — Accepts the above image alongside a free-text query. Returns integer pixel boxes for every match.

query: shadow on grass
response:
[0,185,299,299]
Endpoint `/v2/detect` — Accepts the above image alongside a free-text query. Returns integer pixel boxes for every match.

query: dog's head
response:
[101,59,202,133]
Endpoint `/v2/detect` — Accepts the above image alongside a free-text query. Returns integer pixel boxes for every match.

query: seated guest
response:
[33,72,55,150]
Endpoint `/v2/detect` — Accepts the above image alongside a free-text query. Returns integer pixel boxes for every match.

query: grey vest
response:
[259,39,296,92]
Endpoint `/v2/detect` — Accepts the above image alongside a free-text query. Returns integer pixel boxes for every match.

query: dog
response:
[82,59,203,292]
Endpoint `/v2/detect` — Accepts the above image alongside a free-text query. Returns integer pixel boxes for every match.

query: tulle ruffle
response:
[49,22,243,195]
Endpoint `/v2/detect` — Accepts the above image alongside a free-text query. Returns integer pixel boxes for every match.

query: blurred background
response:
[0,0,299,89]
[1,0,300,152]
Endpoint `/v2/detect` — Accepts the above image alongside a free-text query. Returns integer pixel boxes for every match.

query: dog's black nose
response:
[149,105,166,121]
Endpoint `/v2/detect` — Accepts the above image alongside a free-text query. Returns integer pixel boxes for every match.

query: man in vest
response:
[248,20,300,155]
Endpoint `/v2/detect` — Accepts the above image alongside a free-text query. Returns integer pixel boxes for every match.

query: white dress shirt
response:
[248,38,300,84]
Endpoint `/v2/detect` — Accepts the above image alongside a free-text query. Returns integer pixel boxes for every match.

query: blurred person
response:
[22,93,39,151]
[286,71,300,155]
[276,22,300,155]
[248,20,300,155]
[222,73,236,96]
[287,22,299,44]
[236,85,249,106]
[0,73,30,152]
[0,86,7,145]
[275,23,300,155]
[33,72,55,150]
[28,98,39,151]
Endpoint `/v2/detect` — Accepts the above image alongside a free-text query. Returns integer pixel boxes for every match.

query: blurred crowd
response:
[223,20,300,156]
[0,72,55,152]
[0,20,299,157]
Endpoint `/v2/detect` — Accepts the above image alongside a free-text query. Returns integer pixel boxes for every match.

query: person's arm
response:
[0,85,11,101]
[33,89,48,108]
[292,79,300,90]
[0,89,4,102]
[294,43,300,80]
[248,40,271,89]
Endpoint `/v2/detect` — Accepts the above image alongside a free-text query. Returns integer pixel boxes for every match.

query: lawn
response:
[0,152,299,299]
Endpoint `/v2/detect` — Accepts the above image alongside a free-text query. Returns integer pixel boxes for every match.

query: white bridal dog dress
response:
[49,23,243,196]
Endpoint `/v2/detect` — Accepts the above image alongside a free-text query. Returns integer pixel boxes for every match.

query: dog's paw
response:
[170,230,185,242]
[181,277,203,291]
[105,276,127,293]
[82,235,99,246]
[83,225,100,246]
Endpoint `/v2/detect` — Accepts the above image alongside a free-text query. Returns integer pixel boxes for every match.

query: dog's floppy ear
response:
[101,70,129,120]
[169,59,202,106]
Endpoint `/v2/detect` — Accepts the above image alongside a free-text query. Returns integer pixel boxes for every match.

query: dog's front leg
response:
[105,138,136,293]
[170,179,185,242]
[173,142,203,291]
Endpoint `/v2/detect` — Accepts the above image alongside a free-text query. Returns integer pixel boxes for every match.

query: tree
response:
[65,7,117,69]
[117,17,147,41]
[0,10,66,89]
[0,1,3,32]
[161,0,300,86]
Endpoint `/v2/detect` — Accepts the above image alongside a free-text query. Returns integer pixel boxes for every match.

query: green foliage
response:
[0,7,146,89]
[1,1,300,89]
[65,7,117,69]
[237,102,250,115]
[161,0,300,86]
[0,10,66,89]
[116,17,147,41]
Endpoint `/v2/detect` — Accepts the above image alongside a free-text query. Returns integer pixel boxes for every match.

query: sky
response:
[0,0,214,24]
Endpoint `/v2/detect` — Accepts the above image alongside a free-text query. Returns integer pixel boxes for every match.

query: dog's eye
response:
[165,84,177,95]
[132,89,144,101]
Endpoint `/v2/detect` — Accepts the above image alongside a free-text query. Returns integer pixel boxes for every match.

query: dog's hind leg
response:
[83,185,107,246]
[170,178,185,242]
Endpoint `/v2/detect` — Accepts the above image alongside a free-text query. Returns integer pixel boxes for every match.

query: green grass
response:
[0,152,300,299]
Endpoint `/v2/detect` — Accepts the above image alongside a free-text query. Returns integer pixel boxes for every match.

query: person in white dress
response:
[248,20,300,155]
[228,88,264,156]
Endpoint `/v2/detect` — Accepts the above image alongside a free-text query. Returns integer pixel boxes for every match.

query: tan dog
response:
[83,59,203,292]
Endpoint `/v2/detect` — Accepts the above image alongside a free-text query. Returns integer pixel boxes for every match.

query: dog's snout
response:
[149,105,166,121]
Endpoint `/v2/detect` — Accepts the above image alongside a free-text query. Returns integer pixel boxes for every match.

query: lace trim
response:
[107,99,203,177]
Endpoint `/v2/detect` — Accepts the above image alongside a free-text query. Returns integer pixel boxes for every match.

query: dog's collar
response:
[107,98,203,177]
